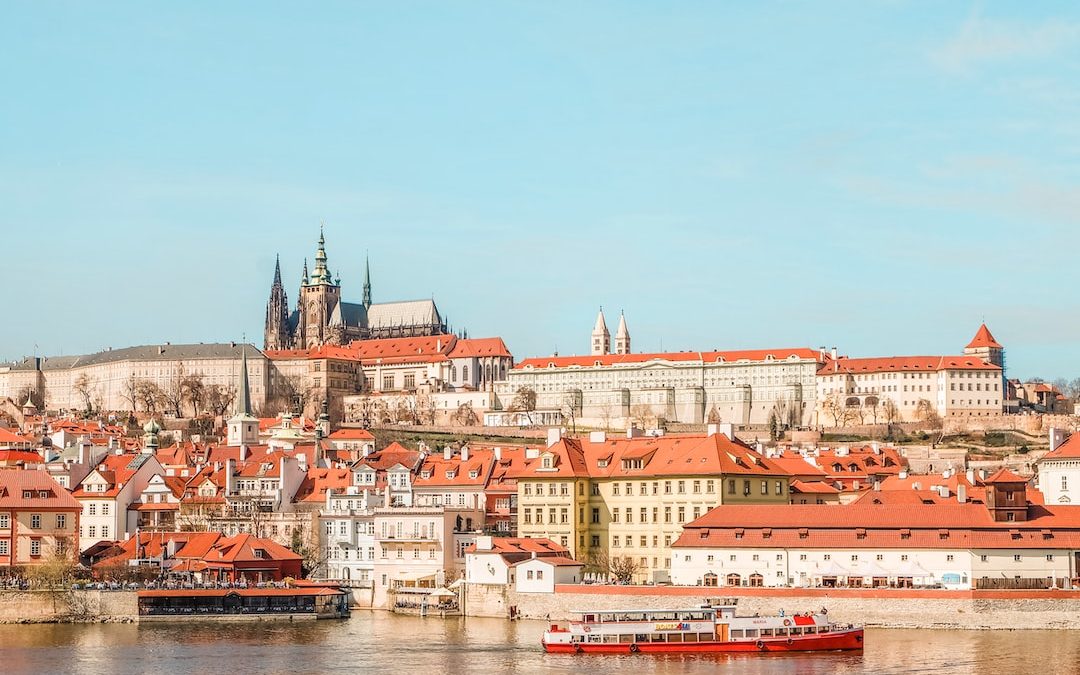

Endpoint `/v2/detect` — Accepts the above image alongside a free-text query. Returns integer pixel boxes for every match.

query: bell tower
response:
[591,308,610,356]
[300,226,342,348]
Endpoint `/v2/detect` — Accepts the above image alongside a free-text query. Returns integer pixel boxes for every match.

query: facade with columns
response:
[264,229,449,351]
[496,312,823,429]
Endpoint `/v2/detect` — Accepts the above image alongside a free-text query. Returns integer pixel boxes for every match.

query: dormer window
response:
[597,458,608,468]
[621,459,643,470]
[469,470,479,479]
[445,471,456,480]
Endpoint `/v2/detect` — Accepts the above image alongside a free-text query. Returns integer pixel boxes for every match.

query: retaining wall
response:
[0,590,137,624]
[465,584,1080,630]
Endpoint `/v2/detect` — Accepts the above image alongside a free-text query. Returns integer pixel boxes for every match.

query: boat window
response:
[601,635,617,643]
[618,634,633,643]
[584,614,595,623]
[599,614,612,623]
[790,628,802,635]
[683,633,698,642]
[676,612,692,621]
[629,613,645,622]
[652,633,667,642]
[804,626,816,634]
[745,629,758,638]
[761,629,774,637]
[730,629,744,638]
[699,633,712,642]
[690,612,707,621]
[653,612,676,621]
[667,633,682,642]
[635,634,649,643]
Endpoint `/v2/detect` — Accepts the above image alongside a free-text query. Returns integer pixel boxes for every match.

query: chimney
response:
[715,423,735,441]
[475,535,493,551]
[899,470,908,479]
[873,480,881,491]
[819,346,826,361]
[830,347,838,360]
[957,484,967,503]
[461,445,469,462]
[871,442,880,454]
[589,431,607,443]
[383,487,391,508]
[239,444,249,462]
[1049,427,1068,453]
[443,446,453,461]
[78,440,90,466]
[707,423,719,437]
[547,427,563,448]
[493,447,502,461]
[626,425,643,439]
[939,486,950,498]
[966,468,975,484]
[225,458,235,495]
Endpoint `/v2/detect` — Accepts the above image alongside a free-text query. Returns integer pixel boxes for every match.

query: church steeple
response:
[614,311,631,355]
[264,255,291,351]
[591,307,610,356]
[363,255,372,309]
[227,348,259,447]
[311,225,334,286]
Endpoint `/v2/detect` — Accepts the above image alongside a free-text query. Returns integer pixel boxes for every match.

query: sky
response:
[2,2,1079,380]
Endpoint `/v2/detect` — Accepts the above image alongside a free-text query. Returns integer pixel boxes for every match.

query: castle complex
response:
[264,229,447,350]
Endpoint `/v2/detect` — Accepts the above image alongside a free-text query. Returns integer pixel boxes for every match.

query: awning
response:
[393,571,436,582]
[814,560,851,577]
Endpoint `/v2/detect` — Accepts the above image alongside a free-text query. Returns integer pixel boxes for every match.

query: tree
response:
[630,404,656,430]
[15,384,43,410]
[452,401,478,427]
[119,375,140,413]
[767,411,781,441]
[73,374,95,414]
[584,550,641,584]
[914,399,943,430]
[822,394,846,427]
[290,522,326,579]
[161,364,186,418]
[509,387,538,425]
[204,384,237,417]
[135,380,166,414]
[881,398,899,424]
[25,547,78,589]
[181,373,206,416]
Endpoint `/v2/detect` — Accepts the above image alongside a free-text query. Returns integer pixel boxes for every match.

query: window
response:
[88,504,97,516]
[664,481,672,495]
[612,536,620,547]
[0,540,7,555]
[625,482,632,496]
[30,539,41,556]
[612,483,620,496]
[625,508,632,524]
[775,481,783,496]
[706,480,715,494]
[31,514,41,529]
[404,374,416,389]
[523,509,531,524]
[946,555,954,562]
[761,481,768,495]
[382,375,394,390]
[102,504,110,516]
[1047,554,1055,562]
[0,514,7,529]
[1014,555,1022,562]
[678,480,685,494]
[677,506,685,522]
[591,508,600,524]
[727,479,735,495]
[664,507,671,523]
[693,480,701,494]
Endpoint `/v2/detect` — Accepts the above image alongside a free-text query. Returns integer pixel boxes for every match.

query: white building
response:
[670,473,1080,591]
[73,451,163,551]
[1037,430,1080,505]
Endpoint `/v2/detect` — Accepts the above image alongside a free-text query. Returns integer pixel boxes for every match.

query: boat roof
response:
[570,606,726,614]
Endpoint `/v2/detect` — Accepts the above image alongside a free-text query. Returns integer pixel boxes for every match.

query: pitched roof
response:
[448,337,512,359]
[966,323,1002,349]
[327,428,376,441]
[0,470,81,509]
[818,355,999,375]
[0,428,34,446]
[983,467,1028,484]
[1041,434,1080,461]
[515,348,823,370]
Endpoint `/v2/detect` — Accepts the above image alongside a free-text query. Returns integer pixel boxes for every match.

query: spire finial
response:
[273,254,282,285]
[363,253,372,309]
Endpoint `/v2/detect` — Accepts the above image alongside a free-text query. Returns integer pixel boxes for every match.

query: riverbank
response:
[464,583,1080,630]
[0,589,137,624]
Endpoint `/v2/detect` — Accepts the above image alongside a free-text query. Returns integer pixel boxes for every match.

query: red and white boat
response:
[542,601,863,654]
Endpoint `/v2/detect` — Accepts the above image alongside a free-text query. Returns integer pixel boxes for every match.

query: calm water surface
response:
[1,614,1078,675]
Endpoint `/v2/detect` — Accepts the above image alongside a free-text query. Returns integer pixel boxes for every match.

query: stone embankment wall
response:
[0,590,137,623]
[464,584,1080,630]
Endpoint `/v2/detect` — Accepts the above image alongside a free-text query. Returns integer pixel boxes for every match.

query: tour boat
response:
[542,601,863,654]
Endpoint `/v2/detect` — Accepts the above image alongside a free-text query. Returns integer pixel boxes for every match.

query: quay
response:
[137,585,350,621]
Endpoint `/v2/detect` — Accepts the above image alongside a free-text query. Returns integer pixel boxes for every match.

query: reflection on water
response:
[0,614,1077,675]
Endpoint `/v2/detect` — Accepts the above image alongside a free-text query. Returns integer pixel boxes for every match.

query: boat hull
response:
[543,628,864,654]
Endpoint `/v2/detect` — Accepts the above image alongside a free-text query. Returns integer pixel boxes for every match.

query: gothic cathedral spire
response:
[363,255,372,309]
[264,254,291,351]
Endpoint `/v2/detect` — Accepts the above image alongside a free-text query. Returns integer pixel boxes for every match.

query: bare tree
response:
[584,549,641,584]
[452,401,479,427]
[630,404,656,430]
[205,384,237,417]
[914,399,943,430]
[509,387,538,425]
[881,398,899,424]
[73,374,95,414]
[181,373,206,416]
[822,394,847,427]
[119,375,139,413]
[135,380,166,414]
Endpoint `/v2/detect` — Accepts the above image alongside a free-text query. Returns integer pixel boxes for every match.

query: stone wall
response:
[465,584,1080,630]
[0,590,138,624]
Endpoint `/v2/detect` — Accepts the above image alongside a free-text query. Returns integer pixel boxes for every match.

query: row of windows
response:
[11,514,68,529]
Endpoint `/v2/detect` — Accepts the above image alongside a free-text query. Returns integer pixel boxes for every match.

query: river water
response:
[1,613,1078,675]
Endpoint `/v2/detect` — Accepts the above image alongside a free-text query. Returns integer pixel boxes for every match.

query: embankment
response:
[464,584,1080,630]
[0,590,137,624]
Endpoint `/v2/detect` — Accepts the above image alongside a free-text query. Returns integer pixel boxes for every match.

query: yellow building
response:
[516,428,790,583]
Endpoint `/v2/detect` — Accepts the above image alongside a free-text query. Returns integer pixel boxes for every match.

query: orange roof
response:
[0,470,81,509]
[966,323,1002,349]
[0,450,45,464]
[415,449,494,488]
[1042,434,1080,461]
[517,433,788,480]
[466,537,569,555]
[448,337,512,359]
[350,334,455,364]
[819,355,999,375]
[790,480,840,494]
[983,467,1028,484]
[294,468,352,503]
[516,348,823,370]
[327,428,376,441]
[0,428,34,445]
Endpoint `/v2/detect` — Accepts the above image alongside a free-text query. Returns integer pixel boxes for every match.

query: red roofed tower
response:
[983,468,1029,522]
[964,323,1003,368]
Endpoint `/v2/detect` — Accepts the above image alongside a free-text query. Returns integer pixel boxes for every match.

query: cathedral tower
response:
[299,227,342,348]
[264,255,292,351]
[591,308,610,356]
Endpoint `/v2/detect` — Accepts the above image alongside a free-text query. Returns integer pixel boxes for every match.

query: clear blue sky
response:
[2,2,1078,380]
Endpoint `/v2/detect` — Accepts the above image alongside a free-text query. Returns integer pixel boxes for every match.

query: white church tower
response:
[226,349,260,448]
[591,308,610,356]
[614,311,631,355]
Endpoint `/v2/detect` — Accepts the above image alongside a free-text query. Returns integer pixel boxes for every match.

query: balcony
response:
[377,533,440,544]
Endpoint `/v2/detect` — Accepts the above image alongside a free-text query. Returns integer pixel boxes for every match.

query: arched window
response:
[451,366,457,382]
[485,364,492,381]
[462,365,469,382]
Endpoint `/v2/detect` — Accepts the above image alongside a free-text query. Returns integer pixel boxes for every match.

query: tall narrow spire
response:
[615,311,631,355]
[301,258,309,285]
[363,255,372,308]
[312,225,332,284]
[273,254,282,285]
[591,307,610,356]
[237,348,252,416]
[264,256,290,350]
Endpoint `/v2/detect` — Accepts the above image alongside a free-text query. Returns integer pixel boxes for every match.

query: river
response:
[0,614,1077,674]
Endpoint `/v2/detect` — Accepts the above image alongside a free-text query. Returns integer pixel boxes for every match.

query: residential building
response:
[1037,430,1080,506]
[670,469,1079,590]
[0,470,81,566]
[73,452,164,551]
[95,531,302,582]
[515,427,792,582]
[465,536,581,592]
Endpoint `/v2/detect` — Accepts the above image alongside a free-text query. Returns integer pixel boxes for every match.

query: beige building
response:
[501,315,823,430]
[816,325,1005,425]
[0,343,269,415]
[0,471,82,567]
[515,427,792,583]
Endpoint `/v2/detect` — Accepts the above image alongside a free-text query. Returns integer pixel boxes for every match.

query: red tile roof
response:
[1042,434,1080,461]
[0,470,81,509]
[966,323,1002,349]
[516,348,823,370]
[818,355,999,375]
[327,428,376,441]
[0,428,34,446]
[983,467,1028,484]
[790,480,840,494]
[448,337,512,359]
[466,537,569,555]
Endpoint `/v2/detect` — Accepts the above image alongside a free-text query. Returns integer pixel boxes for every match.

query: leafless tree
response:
[509,387,538,425]
[181,373,206,416]
[135,380,166,414]
[119,375,140,413]
[452,401,479,426]
[584,549,641,584]
[881,398,899,424]
[73,374,95,414]
[822,394,847,427]
[204,384,237,417]
[630,404,656,430]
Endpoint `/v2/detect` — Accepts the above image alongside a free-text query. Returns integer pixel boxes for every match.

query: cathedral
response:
[264,229,447,350]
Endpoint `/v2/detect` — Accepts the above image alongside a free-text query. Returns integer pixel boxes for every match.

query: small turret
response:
[614,311,631,355]
[591,307,610,356]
